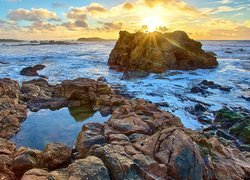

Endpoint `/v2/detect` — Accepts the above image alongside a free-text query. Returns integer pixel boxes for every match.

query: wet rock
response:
[76,123,106,157]
[191,80,231,95]
[67,156,110,180]
[214,108,250,144]
[216,129,235,141]
[108,31,217,73]
[195,103,207,112]
[20,64,46,76]
[97,76,107,82]
[100,106,112,116]
[225,51,233,54]
[41,143,72,170]
[155,102,169,107]
[190,86,205,94]
[121,71,150,80]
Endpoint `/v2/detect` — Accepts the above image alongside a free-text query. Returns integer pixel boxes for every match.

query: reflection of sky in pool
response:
[11,105,110,150]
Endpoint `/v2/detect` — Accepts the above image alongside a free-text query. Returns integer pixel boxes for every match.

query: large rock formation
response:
[108,31,218,73]
[0,77,249,179]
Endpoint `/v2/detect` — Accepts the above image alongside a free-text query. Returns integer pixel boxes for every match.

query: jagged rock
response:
[20,64,45,76]
[97,76,107,82]
[89,144,141,180]
[76,123,106,157]
[41,143,72,170]
[213,108,250,144]
[0,78,27,139]
[108,31,218,73]
[121,71,150,80]
[67,156,110,179]
[12,147,42,176]
[134,127,204,179]
[0,138,16,180]
[0,77,248,180]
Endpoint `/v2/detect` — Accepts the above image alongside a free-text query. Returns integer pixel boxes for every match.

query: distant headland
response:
[77,37,115,42]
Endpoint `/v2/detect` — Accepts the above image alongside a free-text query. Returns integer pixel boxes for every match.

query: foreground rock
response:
[108,31,218,73]
[0,79,27,139]
[0,77,249,179]
[204,107,250,151]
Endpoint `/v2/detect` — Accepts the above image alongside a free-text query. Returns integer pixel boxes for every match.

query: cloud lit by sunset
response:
[0,0,249,40]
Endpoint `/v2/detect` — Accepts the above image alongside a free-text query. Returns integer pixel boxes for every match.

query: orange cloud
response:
[8,8,59,22]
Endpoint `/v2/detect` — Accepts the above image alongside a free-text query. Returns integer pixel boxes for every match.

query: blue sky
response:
[0,0,249,40]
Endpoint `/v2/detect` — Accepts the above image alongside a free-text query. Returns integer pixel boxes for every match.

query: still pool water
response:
[11,105,110,150]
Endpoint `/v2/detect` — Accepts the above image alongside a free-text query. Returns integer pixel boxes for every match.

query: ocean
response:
[1,40,249,129]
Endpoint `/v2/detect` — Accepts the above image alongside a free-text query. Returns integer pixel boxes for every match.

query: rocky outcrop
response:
[20,64,46,77]
[41,143,72,170]
[108,31,218,73]
[204,107,250,151]
[0,77,249,179]
[0,79,27,139]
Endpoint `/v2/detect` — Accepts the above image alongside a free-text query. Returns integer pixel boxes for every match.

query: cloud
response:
[202,6,244,14]
[67,7,87,20]
[207,26,250,39]
[63,20,88,30]
[8,8,59,22]
[206,0,232,5]
[123,2,134,10]
[30,22,57,31]
[86,3,108,15]
[1,0,249,40]
[66,3,107,20]
[97,21,123,31]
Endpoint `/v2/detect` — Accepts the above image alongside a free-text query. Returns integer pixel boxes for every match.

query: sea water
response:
[1,41,249,131]
[11,105,110,150]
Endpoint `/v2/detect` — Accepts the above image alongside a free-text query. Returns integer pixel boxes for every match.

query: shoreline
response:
[0,77,250,179]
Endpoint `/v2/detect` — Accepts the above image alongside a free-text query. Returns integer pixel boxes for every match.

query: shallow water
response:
[1,41,250,130]
[11,105,110,150]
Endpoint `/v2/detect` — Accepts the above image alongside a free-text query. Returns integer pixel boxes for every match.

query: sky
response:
[0,0,250,40]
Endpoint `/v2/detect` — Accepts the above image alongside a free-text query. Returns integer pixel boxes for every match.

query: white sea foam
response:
[1,41,249,129]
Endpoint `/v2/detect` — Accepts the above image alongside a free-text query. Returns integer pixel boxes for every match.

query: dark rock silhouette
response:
[108,31,218,73]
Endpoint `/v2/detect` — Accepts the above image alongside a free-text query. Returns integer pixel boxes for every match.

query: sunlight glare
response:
[142,14,164,32]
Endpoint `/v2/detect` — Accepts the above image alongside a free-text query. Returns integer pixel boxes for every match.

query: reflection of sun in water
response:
[142,15,164,32]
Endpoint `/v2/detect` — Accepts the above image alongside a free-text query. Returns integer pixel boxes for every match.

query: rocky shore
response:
[0,77,250,179]
[108,31,218,73]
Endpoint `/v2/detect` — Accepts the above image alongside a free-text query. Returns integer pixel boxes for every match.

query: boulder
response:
[89,144,141,179]
[20,64,46,77]
[12,147,42,176]
[134,127,204,179]
[75,123,106,157]
[41,143,72,169]
[108,31,218,73]
[21,169,51,180]
[0,78,27,139]
[67,156,110,180]
[60,78,112,105]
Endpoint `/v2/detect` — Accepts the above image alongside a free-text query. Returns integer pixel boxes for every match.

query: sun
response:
[142,15,164,32]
